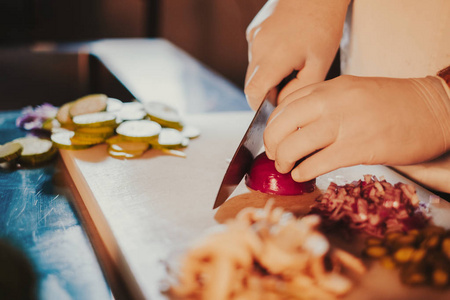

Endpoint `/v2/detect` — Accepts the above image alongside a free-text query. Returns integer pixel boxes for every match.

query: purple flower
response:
[16,103,58,131]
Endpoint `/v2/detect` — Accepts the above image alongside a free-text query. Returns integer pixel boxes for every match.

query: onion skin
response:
[245,152,315,195]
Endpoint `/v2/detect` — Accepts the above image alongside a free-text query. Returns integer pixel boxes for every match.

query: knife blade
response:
[213,71,299,209]
[213,89,277,209]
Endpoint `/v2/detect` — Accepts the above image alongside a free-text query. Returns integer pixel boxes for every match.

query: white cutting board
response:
[60,111,450,300]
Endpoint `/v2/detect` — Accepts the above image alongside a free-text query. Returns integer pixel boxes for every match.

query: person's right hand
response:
[245,0,350,110]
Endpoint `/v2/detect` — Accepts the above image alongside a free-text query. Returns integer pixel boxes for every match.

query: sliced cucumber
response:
[160,148,187,158]
[181,125,201,139]
[115,102,147,122]
[116,120,161,142]
[106,97,124,112]
[42,118,61,131]
[13,137,57,165]
[71,135,106,145]
[153,128,184,149]
[144,101,184,129]
[51,130,93,150]
[109,141,149,154]
[107,148,144,159]
[0,142,23,163]
[105,135,128,145]
[72,112,117,128]
[56,101,75,125]
[75,126,115,139]
[69,94,108,117]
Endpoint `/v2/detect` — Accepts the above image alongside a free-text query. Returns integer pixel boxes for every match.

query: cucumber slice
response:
[51,130,93,150]
[109,141,149,153]
[115,102,147,122]
[13,137,57,165]
[160,148,187,158]
[42,118,61,131]
[105,135,128,145]
[56,102,75,125]
[153,128,184,149]
[69,94,108,117]
[116,120,161,142]
[106,97,124,112]
[181,125,201,139]
[72,112,117,128]
[144,102,184,129]
[71,135,106,145]
[0,142,23,163]
[75,126,115,139]
[107,148,144,159]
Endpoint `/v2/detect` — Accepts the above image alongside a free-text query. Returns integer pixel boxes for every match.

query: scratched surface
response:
[0,110,111,300]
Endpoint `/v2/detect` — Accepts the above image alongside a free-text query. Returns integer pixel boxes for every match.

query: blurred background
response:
[0,0,268,89]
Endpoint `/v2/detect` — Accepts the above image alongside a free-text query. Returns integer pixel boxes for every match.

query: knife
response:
[213,71,298,209]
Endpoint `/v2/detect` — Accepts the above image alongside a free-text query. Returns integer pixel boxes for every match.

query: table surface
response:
[0,38,249,299]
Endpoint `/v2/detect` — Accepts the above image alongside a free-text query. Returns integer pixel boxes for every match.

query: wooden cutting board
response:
[60,111,450,300]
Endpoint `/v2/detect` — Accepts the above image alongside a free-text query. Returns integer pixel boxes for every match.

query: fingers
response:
[290,142,364,182]
[278,65,328,104]
[272,121,337,174]
[264,93,324,160]
[245,61,296,110]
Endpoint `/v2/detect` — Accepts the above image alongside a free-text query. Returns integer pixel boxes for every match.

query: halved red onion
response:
[245,151,315,195]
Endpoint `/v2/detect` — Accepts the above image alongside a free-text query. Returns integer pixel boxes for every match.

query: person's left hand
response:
[263,75,450,182]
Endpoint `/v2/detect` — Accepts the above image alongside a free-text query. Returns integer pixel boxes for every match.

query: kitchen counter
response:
[0,38,249,299]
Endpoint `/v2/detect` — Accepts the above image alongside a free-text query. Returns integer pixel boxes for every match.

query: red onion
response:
[245,152,315,195]
[311,175,429,237]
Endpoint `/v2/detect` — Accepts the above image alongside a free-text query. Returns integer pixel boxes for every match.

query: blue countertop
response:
[0,110,111,300]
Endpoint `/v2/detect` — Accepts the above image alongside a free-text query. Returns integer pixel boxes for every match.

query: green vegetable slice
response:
[51,130,93,150]
[109,141,149,154]
[116,120,161,142]
[107,148,144,159]
[75,126,115,139]
[69,94,108,117]
[72,112,117,128]
[144,101,184,129]
[0,142,23,163]
[153,128,184,149]
[106,97,124,112]
[181,125,201,139]
[13,137,57,165]
[56,101,75,125]
[42,118,61,131]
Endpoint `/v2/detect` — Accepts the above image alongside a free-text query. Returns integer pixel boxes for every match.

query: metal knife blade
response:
[213,71,299,209]
[213,88,277,209]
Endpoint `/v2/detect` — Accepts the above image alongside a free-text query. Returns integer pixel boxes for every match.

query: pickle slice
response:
[107,140,149,159]
[56,101,75,125]
[106,97,124,112]
[115,102,147,122]
[107,148,144,159]
[0,142,23,163]
[51,130,93,150]
[13,137,57,165]
[181,125,201,139]
[144,101,183,129]
[74,126,115,139]
[153,128,184,149]
[116,120,161,142]
[69,94,108,117]
[72,112,117,128]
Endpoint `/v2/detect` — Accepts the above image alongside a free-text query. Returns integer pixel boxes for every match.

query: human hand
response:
[263,75,450,182]
[245,0,350,110]
[392,151,450,194]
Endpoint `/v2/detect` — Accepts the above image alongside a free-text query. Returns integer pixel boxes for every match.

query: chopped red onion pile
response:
[311,175,429,237]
